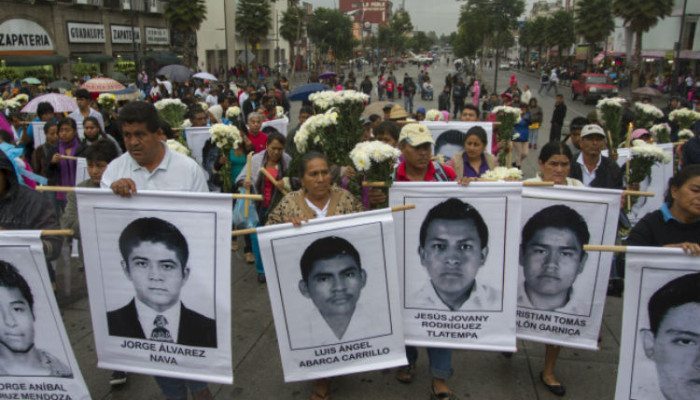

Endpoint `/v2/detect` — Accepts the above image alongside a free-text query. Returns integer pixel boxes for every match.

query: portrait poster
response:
[261,116,289,137]
[257,208,406,382]
[0,231,90,399]
[615,247,699,400]
[74,157,88,185]
[603,144,673,223]
[31,121,45,149]
[516,186,622,350]
[76,189,233,384]
[184,127,211,167]
[422,121,494,161]
[389,182,522,351]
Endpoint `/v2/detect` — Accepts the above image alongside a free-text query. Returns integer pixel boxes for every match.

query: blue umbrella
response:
[288,83,328,102]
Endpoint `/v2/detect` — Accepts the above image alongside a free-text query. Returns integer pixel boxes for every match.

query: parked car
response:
[571,73,619,104]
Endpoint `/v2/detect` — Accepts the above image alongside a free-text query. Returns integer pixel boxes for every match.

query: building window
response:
[682,20,696,51]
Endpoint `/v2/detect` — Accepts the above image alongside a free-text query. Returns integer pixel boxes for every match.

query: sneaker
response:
[110,371,127,386]
[245,252,255,264]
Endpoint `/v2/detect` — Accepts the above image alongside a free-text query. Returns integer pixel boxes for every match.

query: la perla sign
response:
[0,19,54,53]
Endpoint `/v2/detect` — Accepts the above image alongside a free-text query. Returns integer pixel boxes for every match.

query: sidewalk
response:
[55,247,623,400]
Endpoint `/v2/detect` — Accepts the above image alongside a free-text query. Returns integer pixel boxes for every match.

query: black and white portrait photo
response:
[518,205,590,314]
[616,249,700,400]
[423,121,494,161]
[106,217,216,348]
[0,231,89,399]
[257,209,406,382]
[77,190,233,383]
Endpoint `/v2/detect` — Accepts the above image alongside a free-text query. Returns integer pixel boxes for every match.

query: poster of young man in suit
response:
[615,248,700,400]
[257,209,406,382]
[77,189,233,384]
[0,231,90,399]
[516,186,621,350]
[422,121,494,160]
[390,182,522,351]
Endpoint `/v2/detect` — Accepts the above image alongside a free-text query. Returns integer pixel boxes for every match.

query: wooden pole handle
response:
[583,244,627,253]
[41,229,74,236]
[259,168,288,195]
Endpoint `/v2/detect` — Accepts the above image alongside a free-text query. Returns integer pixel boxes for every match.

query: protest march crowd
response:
[0,60,699,400]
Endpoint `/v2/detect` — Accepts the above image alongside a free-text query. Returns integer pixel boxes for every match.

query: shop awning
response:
[142,51,181,65]
[75,53,114,63]
[1,54,67,66]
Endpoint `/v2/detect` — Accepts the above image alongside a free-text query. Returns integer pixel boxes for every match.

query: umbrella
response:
[632,86,663,98]
[288,83,328,102]
[82,77,126,93]
[318,71,337,80]
[361,101,394,118]
[21,93,78,113]
[192,72,218,81]
[22,77,41,85]
[111,86,141,102]
[110,71,129,83]
[48,80,73,90]
[156,64,193,83]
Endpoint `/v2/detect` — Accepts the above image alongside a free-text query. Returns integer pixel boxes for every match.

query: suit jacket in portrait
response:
[107,299,217,348]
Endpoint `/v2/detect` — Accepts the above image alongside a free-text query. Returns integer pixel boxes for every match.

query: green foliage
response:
[280,4,304,45]
[235,0,272,48]
[454,0,525,58]
[612,0,673,34]
[164,0,207,33]
[548,10,575,54]
[409,31,435,52]
[575,0,615,47]
[307,8,355,61]
[71,62,99,78]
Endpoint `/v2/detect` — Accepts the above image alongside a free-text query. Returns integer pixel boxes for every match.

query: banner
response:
[31,121,45,149]
[76,189,233,384]
[603,144,673,223]
[75,157,88,185]
[184,127,210,166]
[389,182,521,351]
[615,247,700,400]
[0,231,90,399]
[257,209,407,382]
[422,121,494,161]
[516,186,622,350]
[261,117,289,137]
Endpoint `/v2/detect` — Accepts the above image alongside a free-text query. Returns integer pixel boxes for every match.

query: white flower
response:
[596,97,626,109]
[275,106,285,119]
[492,105,522,118]
[294,109,339,152]
[630,140,671,163]
[166,139,191,156]
[209,123,242,149]
[154,98,187,111]
[678,129,695,140]
[3,99,21,109]
[199,102,209,111]
[349,141,402,172]
[181,119,192,128]
[481,167,523,181]
[650,123,671,135]
[668,108,700,122]
[633,102,664,119]
[426,109,443,121]
[12,93,28,103]
[225,106,241,119]
[512,133,520,140]
[309,90,369,110]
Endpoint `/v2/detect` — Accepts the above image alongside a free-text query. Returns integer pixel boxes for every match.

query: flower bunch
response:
[13,94,28,104]
[425,109,444,121]
[668,108,700,130]
[492,105,522,166]
[275,106,285,119]
[628,139,671,189]
[154,98,187,129]
[1,98,21,110]
[650,123,671,143]
[633,102,663,129]
[97,93,117,111]
[210,123,243,193]
[596,97,626,149]
[308,90,369,111]
[481,166,523,181]
[181,119,192,128]
[226,106,241,119]
[294,109,339,153]
[166,139,191,156]
[678,129,695,140]
[350,140,401,172]
[199,102,209,111]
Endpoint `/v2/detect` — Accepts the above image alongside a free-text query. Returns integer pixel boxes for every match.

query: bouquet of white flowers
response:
[350,140,401,208]
[492,105,522,166]
[154,99,187,130]
[12,93,28,104]
[650,123,671,143]
[669,108,700,130]
[1,99,21,110]
[633,102,664,129]
[225,106,241,121]
[628,139,671,184]
[678,129,695,140]
[275,106,285,119]
[309,90,369,111]
[97,93,117,111]
[166,139,191,156]
[294,109,339,153]
[210,123,243,193]
[596,97,626,149]
[425,109,444,121]
[481,166,523,181]
[199,102,209,112]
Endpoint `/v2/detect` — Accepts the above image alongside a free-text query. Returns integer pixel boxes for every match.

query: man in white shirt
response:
[101,101,211,399]
[68,89,105,134]
[569,124,623,189]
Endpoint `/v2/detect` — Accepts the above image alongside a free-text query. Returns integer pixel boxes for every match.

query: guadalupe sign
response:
[615,247,700,400]
[77,189,234,384]
[390,182,521,351]
[516,186,621,350]
[257,209,407,382]
[0,231,90,400]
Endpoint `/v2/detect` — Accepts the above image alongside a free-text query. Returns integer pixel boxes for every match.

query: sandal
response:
[395,364,415,383]
[430,389,459,400]
[540,372,566,397]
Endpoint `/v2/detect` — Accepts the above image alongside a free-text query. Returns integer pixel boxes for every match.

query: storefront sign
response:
[0,19,53,53]
[67,22,105,44]
[111,25,141,44]
[145,27,169,45]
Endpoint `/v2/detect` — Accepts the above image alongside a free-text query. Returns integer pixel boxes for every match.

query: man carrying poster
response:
[518,205,590,314]
[100,101,213,400]
[107,217,216,347]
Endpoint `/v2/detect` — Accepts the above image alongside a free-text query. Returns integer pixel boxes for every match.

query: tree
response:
[280,2,306,69]
[164,0,207,67]
[307,8,355,64]
[547,10,575,60]
[613,0,673,87]
[409,31,434,52]
[235,0,273,68]
[575,0,615,67]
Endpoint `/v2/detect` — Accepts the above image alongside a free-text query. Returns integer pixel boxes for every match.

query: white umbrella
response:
[192,72,218,81]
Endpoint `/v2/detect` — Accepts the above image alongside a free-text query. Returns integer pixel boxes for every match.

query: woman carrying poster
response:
[523,142,583,397]
[265,151,363,400]
[447,126,496,179]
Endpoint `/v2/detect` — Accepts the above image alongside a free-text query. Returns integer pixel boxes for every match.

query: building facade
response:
[0,0,170,78]
[339,0,392,40]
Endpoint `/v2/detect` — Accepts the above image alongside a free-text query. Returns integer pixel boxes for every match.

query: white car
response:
[499,62,510,70]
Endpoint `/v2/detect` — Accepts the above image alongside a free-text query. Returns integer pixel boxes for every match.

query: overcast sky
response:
[304,0,536,36]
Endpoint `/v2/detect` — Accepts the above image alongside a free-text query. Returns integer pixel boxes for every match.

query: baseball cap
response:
[632,128,651,139]
[416,106,426,114]
[580,124,606,138]
[399,123,434,146]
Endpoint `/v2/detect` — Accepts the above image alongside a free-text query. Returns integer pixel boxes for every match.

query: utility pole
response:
[671,0,688,96]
